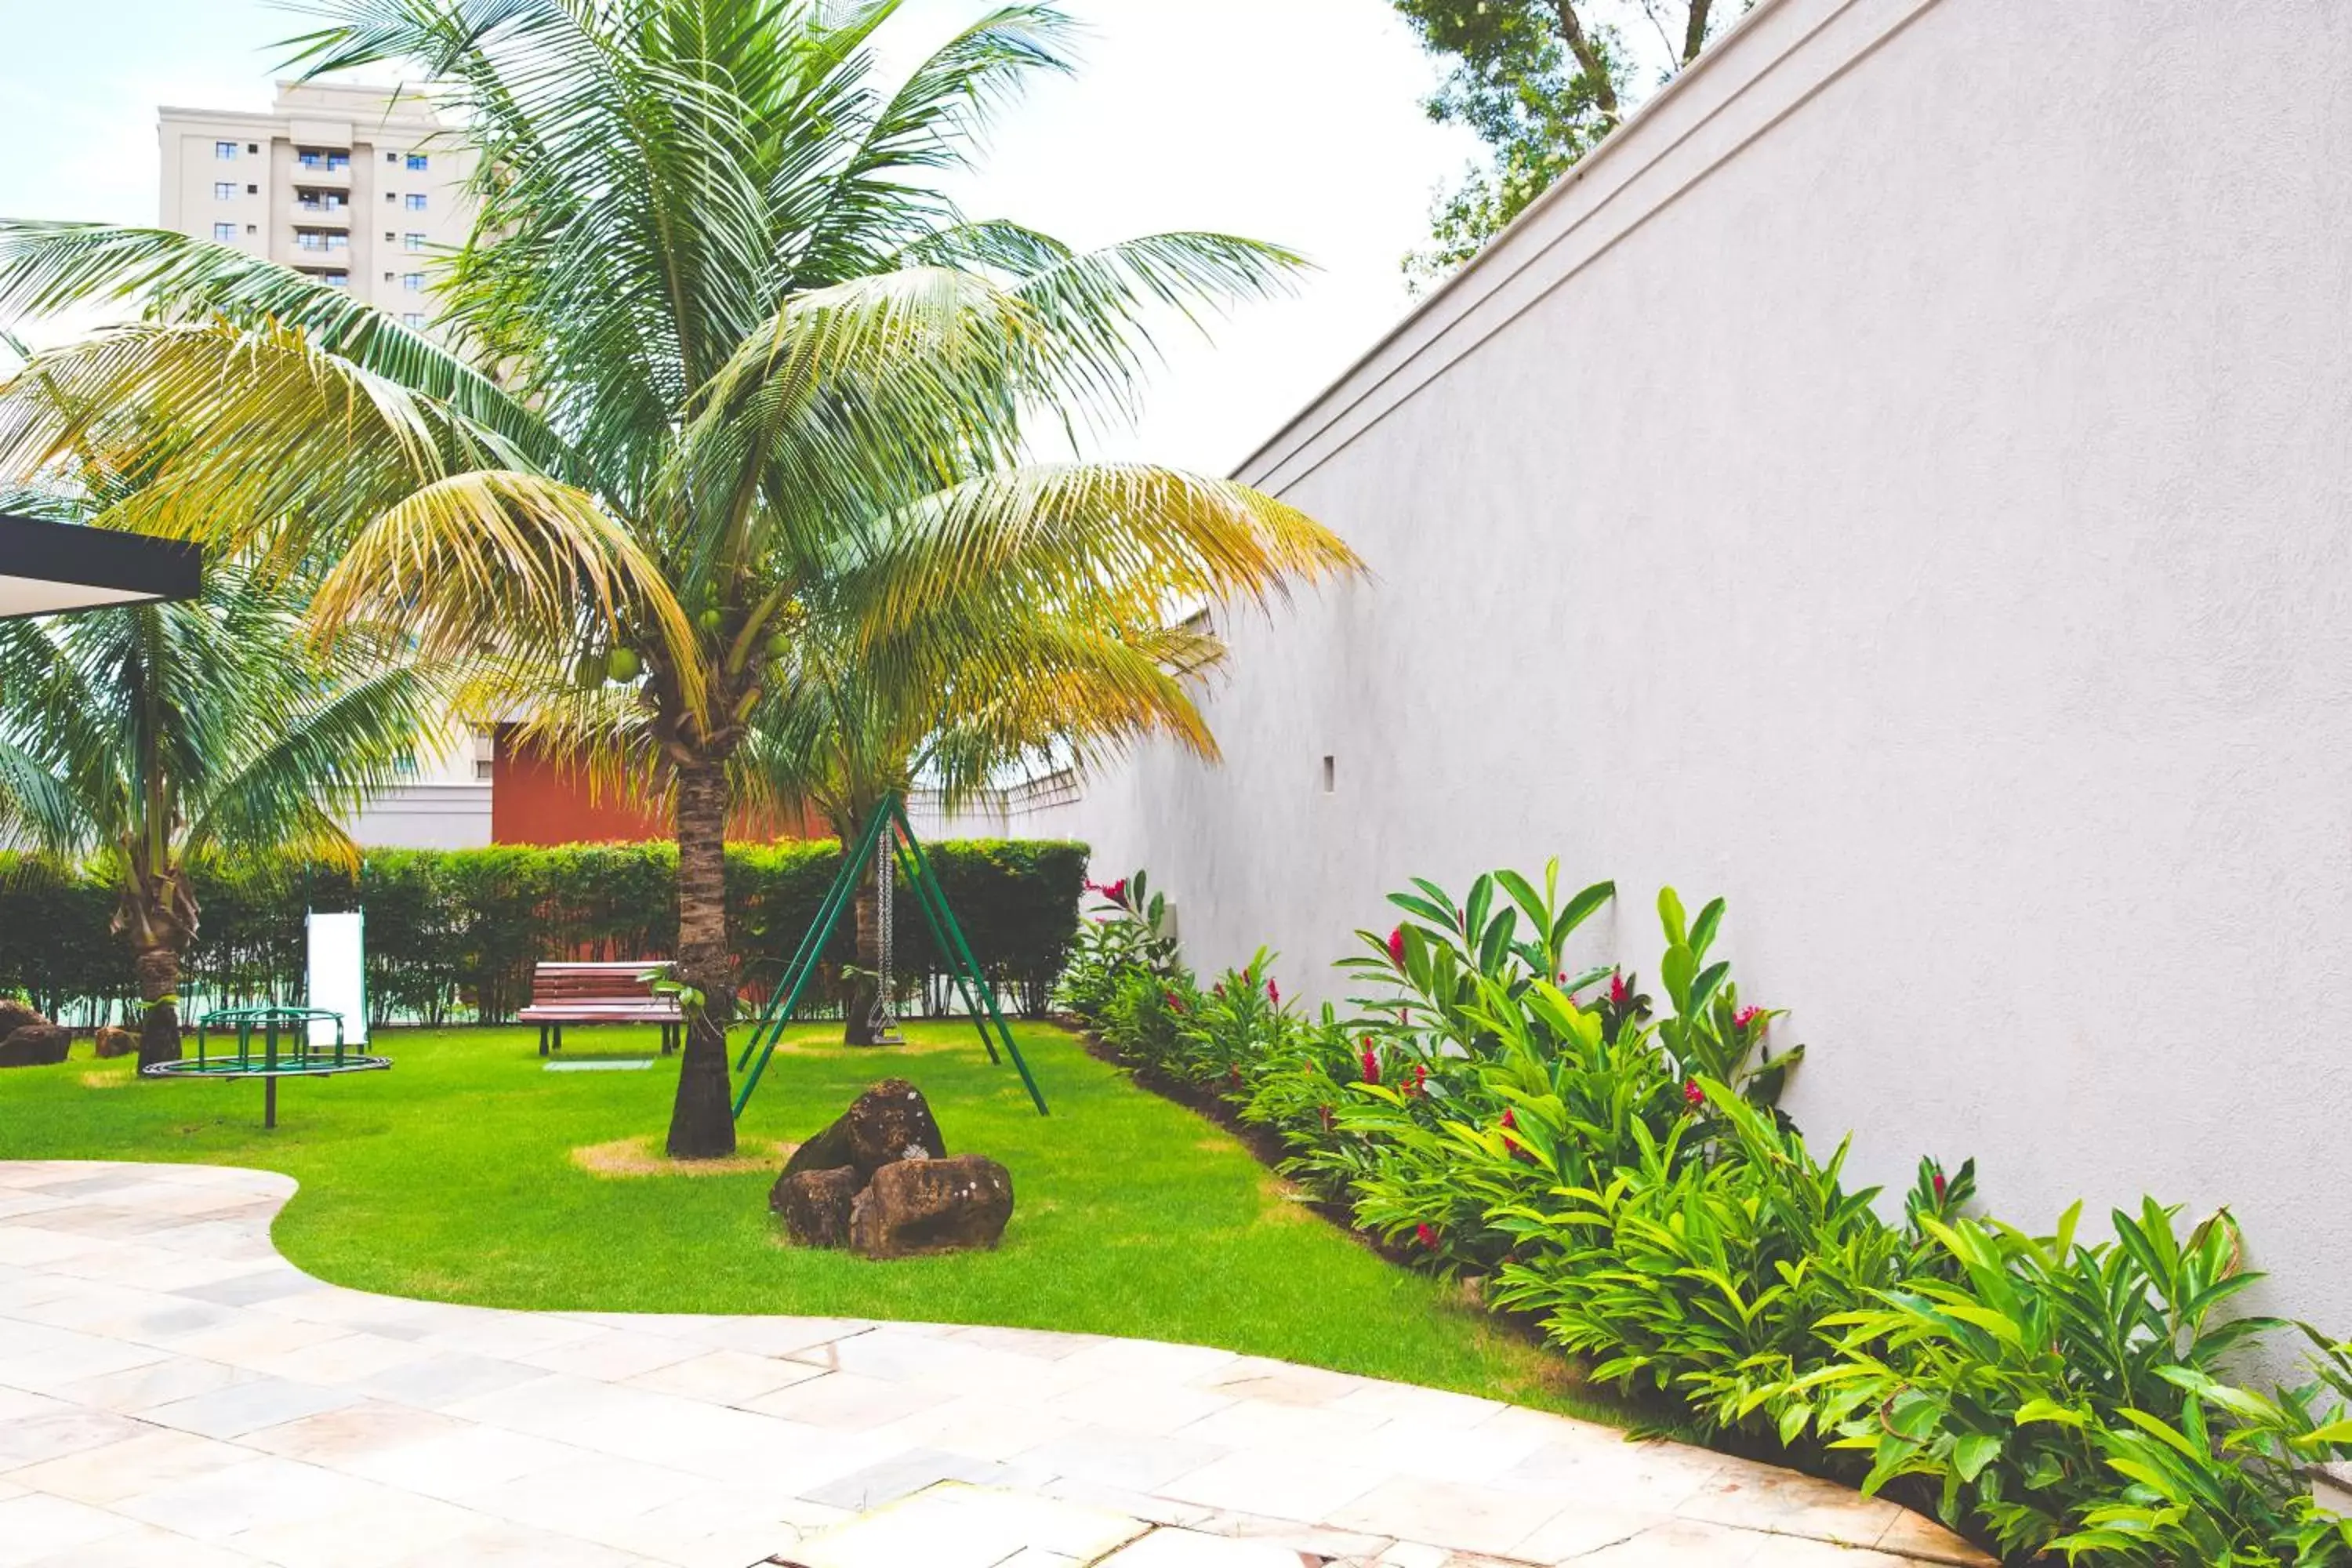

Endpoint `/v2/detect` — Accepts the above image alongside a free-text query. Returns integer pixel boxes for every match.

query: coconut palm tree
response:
[724,514,1229,1044]
[0,0,1359,1156]
[0,509,442,1066]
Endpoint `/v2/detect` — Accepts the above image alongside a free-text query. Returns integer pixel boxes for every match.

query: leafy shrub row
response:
[1062,867,2352,1564]
[0,840,1086,1025]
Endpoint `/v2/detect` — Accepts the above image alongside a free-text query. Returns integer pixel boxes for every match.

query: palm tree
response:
[0,517,442,1066]
[728,518,1229,1044]
[0,0,1359,1156]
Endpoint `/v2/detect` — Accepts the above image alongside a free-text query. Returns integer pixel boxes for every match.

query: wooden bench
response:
[518,961,682,1056]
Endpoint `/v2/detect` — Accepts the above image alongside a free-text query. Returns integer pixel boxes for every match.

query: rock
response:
[0,1000,46,1039]
[0,1025,70,1068]
[848,1154,1014,1260]
[92,1026,136,1060]
[780,1079,946,1184]
[773,1167,859,1248]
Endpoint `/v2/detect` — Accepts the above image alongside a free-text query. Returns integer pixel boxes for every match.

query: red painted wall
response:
[489,727,818,846]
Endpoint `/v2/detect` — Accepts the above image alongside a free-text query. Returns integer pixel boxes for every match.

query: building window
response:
[406,153,429,171]
[386,151,398,164]
[247,142,259,154]
[403,232,425,251]
[212,222,236,241]
[212,181,236,200]
[383,230,396,242]
[322,273,350,288]
[402,311,427,329]
[214,140,237,160]
[404,193,428,211]
[245,223,257,235]
[402,273,424,291]
[245,183,258,194]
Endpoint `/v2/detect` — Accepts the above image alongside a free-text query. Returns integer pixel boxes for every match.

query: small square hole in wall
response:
[1322,755,1335,794]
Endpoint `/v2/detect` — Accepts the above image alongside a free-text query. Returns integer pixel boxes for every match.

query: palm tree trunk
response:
[666,755,737,1158]
[844,869,880,1047]
[133,944,182,1069]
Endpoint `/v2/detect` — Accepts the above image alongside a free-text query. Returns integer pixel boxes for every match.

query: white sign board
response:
[305,911,367,1047]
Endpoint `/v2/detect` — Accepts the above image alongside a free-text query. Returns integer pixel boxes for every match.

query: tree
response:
[1396,0,1736,286]
[0,1,1358,1155]
[0,499,440,1066]
[723,499,1231,1044]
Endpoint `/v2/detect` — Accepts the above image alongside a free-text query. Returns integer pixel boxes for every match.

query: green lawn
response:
[0,1020,1606,1420]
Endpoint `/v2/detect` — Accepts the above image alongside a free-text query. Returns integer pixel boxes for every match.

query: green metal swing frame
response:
[730,791,1047,1120]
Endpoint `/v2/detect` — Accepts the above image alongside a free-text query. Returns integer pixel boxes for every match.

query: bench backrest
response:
[530,960,672,1004]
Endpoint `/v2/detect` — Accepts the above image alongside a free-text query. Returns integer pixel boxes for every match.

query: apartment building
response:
[158,81,475,336]
[157,82,492,846]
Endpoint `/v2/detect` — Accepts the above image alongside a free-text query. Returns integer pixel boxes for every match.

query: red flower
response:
[1500,1107,1516,1130]
[1103,878,1128,902]
[1213,982,1224,999]
[1414,1222,1440,1250]
[1359,1040,1381,1085]
[1266,978,1279,1007]
[1610,971,1630,1007]
[1163,989,1186,1013]
[1932,1169,1947,1202]
[1682,1079,1705,1109]
[1404,1062,1428,1098]
[1319,1105,1334,1131]
[1386,927,1406,969]
[1733,1004,1761,1029]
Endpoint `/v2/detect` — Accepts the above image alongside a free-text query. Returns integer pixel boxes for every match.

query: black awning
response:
[0,512,203,621]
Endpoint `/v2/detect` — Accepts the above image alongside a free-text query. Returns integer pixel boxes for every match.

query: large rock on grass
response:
[780,1079,946,1183]
[0,1025,70,1068]
[92,1026,136,1060]
[0,1000,46,1040]
[848,1154,1014,1260]
[773,1167,859,1248]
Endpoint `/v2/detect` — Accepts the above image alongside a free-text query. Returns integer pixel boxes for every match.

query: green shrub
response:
[0,840,1086,1025]
[1070,855,2352,1566]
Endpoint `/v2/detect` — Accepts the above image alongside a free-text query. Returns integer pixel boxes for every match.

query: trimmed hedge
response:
[0,840,1087,1026]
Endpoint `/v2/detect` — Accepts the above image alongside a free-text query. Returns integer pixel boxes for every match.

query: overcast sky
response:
[0,0,1482,474]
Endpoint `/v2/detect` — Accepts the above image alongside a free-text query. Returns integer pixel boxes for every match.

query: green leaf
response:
[1687,896,1724,960]
[1885,1388,1946,1440]
[1657,886,1687,947]
[1554,880,1615,946]
[1951,1432,2002,1483]
[1660,943,1695,1010]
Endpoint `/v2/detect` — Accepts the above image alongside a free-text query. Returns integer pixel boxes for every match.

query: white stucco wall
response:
[1050,0,2352,1346]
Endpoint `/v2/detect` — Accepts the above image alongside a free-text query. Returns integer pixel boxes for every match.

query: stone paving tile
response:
[1014,1425,1233,1494]
[2,1427,254,1505]
[1099,1529,1313,1566]
[622,1346,829,1405]
[0,1490,141,1565]
[0,1161,1987,1568]
[16,1523,274,1568]
[1327,1478,1573,1559]
[136,1371,360,1438]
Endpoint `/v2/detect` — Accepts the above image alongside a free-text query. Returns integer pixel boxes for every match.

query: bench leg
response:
[553,1024,562,1054]
[538,1024,548,1058]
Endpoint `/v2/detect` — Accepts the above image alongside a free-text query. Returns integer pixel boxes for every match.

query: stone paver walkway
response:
[0,1162,1992,1566]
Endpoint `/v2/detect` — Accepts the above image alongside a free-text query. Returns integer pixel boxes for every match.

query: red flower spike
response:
[1266,978,1279,1007]
[1404,1063,1428,1098]
[1386,927,1406,970]
[1163,989,1185,1013]
[1682,1079,1705,1109]
[1359,1041,1381,1085]
[1500,1107,1516,1130]
[1932,1169,1947,1202]
[1104,878,1127,902]
[1733,1004,1761,1029]
[1414,1222,1440,1251]
[1610,971,1630,1007]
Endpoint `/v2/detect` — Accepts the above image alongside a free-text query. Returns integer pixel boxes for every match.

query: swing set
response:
[729,790,1048,1120]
